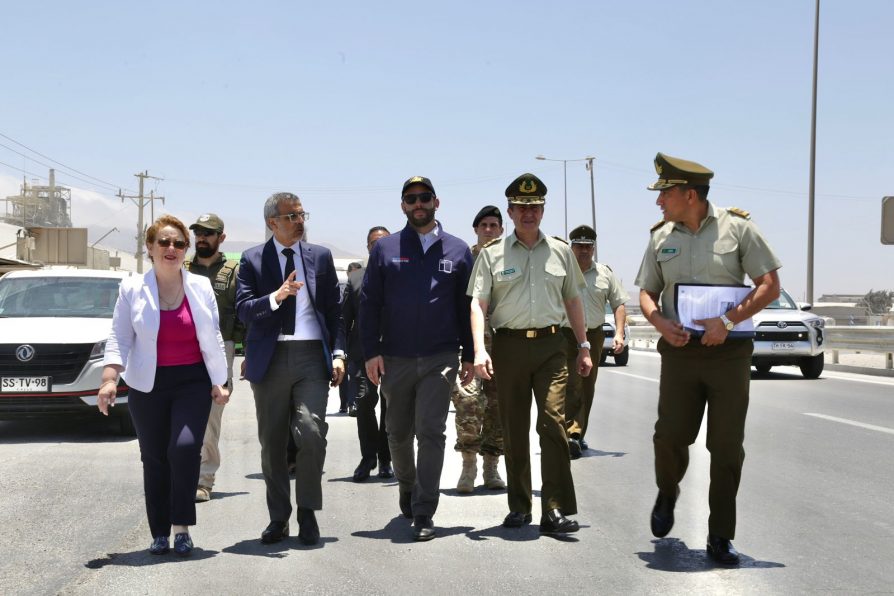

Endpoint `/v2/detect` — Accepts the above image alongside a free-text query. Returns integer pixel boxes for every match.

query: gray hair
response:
[263,192,302,221]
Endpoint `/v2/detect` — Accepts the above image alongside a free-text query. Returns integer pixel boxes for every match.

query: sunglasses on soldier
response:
[402,192,435,205]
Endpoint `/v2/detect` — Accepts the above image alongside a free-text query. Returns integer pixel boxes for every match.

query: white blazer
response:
[104,268,228,392]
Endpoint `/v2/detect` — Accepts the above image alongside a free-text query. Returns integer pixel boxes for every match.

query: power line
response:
[0,141,122,194]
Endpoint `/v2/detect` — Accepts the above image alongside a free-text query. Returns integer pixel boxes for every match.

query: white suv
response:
[0,268,136,434]
[599,304,630,366]
[751,288,825,379]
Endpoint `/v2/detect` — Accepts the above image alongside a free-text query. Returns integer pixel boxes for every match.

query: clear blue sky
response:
[2,0,891,300]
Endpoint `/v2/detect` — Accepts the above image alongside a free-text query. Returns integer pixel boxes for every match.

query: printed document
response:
[674,284,755,338]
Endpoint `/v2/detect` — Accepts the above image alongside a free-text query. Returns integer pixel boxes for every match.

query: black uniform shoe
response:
[348,404,358,417]
[568,438,582,460]
[352,457,377,482]
[297,508,320,545]
[707,534,740,565]
[149,536,170,555]
[502,512,533,528]
[377,462,394,478]
[399,491,412,518]
[413,515,435,541]
[539,509,579,534]
[579,438,589,451]
[650,492,676,538]
[261,520,289,544]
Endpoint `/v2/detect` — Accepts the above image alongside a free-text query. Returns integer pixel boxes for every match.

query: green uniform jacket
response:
[186,254,245,343]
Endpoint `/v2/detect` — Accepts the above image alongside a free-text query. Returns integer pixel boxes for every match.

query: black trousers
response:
[353,360,389,464]
[128,363,212,538]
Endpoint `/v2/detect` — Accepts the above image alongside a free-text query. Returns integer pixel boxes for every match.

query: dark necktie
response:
[281,247,296,335]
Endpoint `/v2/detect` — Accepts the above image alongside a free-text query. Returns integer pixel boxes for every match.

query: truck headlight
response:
[90,340,107,359]
[807,319,824,329]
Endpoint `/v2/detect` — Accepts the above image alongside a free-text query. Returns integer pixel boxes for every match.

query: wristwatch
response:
[578,341,591,350]
[719,314,735,331]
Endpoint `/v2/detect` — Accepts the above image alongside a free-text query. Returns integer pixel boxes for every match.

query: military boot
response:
[482,454,506,490]
[456,451,477,493]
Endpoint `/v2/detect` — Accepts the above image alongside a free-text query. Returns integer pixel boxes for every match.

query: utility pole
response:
[586,157,597,261]
[117,171,165,273]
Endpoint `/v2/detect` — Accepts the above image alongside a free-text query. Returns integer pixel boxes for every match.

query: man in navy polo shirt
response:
[360,175,475,542]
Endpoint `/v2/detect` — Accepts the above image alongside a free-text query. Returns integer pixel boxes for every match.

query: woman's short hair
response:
[146,215,190,248]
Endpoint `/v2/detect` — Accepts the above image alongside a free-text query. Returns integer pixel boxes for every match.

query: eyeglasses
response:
[194,229,218,238]
[275,211,310,223]
[402,192,435,205]
[156,238,188,250]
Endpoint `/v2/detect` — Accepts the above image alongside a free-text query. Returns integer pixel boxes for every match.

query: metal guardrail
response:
[628,325,894,369]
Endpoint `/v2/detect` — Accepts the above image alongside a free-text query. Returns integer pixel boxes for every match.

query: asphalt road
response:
[1,352,892,595]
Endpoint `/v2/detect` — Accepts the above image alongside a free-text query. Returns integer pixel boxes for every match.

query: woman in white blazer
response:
[98,215,229,557]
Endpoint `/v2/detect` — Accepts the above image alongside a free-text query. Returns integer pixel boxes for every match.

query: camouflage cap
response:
[189,213,224,233]
[647,152,714,190]
[569,224,596,244]
[505,173,547,205]
[402,175,436,196]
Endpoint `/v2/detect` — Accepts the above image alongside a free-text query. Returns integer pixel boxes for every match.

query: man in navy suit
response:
[236,192,346,546]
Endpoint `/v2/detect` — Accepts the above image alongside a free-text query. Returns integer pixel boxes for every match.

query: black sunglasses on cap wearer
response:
[157,238,189,250]
[193,229,218,238]
[403,192,435,205]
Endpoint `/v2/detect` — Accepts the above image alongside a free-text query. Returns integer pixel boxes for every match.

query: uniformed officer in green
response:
[635,153,781,565]
[562,225,629,458]
[186,213,245,502]
[469,173,593,535]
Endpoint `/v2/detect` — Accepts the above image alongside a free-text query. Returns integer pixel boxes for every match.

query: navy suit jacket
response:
[236,238,345,383]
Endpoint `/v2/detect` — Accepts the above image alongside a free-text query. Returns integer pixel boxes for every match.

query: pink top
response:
[157,297,203,367]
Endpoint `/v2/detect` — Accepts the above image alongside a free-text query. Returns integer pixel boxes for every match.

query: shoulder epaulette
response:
[482,237,502,249]
[602,264,613,272]
[728,207,751,219]
[551,236,568,245]
[650,220,666,232]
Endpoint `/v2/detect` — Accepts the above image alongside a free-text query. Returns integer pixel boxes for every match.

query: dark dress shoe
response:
[377,462,394,478]
[502,511,533,528]
[579,438,589,451]
[149,536,170,555]
[413,515,435,541]
[650,492,676,538]
[297,508,320,545]
[348,404,358,417]
[399,491,412,518]
[707,534,740,565]
[173,532,193,557]
[338,407,347,414]
[261,520,289,544]
[568,438,582,460]
[539,509,580,534]
[353,457,377,482]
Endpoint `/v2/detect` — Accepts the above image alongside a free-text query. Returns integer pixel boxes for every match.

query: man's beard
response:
[406,206,435,229]
[195,244,217,258]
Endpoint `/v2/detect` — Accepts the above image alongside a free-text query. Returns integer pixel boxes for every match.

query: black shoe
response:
[348,404,358,417]
[173,532,193,557]
[579,438,589,451]
[353,457,377,482]
[413,515,435,541]
[539,509,579,534]
[650,492,676,538]
[502,512,533,528]
[287,461,297,478]
[261,520,289,544]
[149,536,170,555]
[338,407,347,414]
[707,534,740,565]
[297,508,320,545]
[377,462,394,479]
[399,491,412,519]
[568,438,582,460]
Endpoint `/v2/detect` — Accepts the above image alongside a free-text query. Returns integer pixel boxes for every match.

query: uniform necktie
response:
[281,247,296,335]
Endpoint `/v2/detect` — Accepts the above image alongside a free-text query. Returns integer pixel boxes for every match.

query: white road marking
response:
[604,370,658,383]
[804,413,894,436]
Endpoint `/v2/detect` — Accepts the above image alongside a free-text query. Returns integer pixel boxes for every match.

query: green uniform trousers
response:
[563,327,605,441]
[492,331,576,516]
[654,337,753,539]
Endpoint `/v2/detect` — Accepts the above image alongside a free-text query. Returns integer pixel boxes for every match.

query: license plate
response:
[772,342,795,350]
[1,377,52,392]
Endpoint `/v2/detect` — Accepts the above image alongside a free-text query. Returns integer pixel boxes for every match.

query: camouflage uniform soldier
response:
[186,213,245,502]
[636,153,781,565]
[453,205,505,493]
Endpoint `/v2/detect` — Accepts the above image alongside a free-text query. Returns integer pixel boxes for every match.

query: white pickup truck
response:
[751,288,825,379]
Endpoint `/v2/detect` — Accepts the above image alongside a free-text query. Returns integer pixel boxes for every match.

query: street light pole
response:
[586,157,597,261]
[536,154,597,243]
[807,0,820,304]
[562,160,568,237]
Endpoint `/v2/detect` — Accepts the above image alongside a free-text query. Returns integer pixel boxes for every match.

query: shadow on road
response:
[440,486,506,497]
[204,491,249,501]
[636,538,785,572]
[222,536,338,558]
[85,547,219,568]
[579,448,626,459]
[0,417,133,444]
[352,517,473,543]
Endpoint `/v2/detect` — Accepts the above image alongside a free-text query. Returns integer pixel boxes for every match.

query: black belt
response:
[496,325,559,339]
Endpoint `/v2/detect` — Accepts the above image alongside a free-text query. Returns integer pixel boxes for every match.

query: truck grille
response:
[755,330,811,341]
[0,343,94,385]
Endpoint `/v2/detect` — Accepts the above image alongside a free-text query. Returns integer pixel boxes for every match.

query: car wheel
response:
[799,354,824,379]
[613,346,629,367]
[755,364,772,374]
[118,411,137,436]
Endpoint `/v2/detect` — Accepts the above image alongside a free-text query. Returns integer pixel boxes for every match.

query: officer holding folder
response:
[635,152,781,565]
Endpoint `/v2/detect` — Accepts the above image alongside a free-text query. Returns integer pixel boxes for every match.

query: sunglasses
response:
[194,229,218,238]
[274,211,310,223]
[156,238,188,250]
[403,192,435,205]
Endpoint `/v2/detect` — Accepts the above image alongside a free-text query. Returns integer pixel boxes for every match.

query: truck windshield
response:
[764,289,798,310]
[0,277,121,318]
